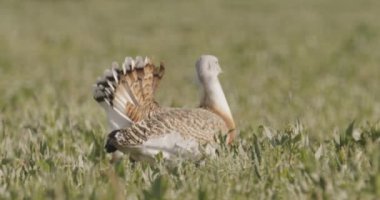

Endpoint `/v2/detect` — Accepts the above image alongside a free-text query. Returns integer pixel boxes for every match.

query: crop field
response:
[0,0,379,199]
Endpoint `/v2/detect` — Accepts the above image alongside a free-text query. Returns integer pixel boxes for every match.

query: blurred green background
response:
[0,0,379,199]
[1,0,379,136]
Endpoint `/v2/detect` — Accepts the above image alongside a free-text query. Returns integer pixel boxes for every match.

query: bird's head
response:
[196,55,222,83]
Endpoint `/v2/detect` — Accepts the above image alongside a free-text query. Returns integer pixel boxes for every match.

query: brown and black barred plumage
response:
[93,55,235,162]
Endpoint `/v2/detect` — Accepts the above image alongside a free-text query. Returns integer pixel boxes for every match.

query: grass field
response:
[0,0,379,199]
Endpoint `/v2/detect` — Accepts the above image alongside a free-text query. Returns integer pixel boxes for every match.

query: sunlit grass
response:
[0,0,379,199]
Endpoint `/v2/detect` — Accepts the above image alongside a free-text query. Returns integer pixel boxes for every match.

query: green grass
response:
[0,0,380,199]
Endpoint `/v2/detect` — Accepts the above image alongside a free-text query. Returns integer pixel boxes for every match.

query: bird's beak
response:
[218,65,223,74]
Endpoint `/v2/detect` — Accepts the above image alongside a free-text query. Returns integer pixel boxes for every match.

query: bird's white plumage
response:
[114,131,215,162]
[140,132,201,160]
[123,57,134,72]
[99,101,132,130]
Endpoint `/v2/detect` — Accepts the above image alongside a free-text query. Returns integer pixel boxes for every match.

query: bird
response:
[93,55,236,162]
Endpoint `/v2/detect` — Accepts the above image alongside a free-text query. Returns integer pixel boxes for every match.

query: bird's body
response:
[93,55,235,162]
[107,108,227,162]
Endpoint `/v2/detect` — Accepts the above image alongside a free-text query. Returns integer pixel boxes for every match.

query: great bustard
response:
[93,55,236,162]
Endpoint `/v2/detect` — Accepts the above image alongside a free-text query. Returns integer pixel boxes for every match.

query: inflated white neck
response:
[200,76,235,132]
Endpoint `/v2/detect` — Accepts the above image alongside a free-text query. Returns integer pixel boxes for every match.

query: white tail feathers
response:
[93,56,165,129]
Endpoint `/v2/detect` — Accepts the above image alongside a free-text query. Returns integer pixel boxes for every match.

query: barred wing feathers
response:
[93,56,165,128]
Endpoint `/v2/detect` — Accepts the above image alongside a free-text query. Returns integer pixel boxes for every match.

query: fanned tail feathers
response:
[93,56,165,129]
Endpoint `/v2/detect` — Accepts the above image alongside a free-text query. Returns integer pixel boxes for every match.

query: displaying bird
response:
[93,55,236,162]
